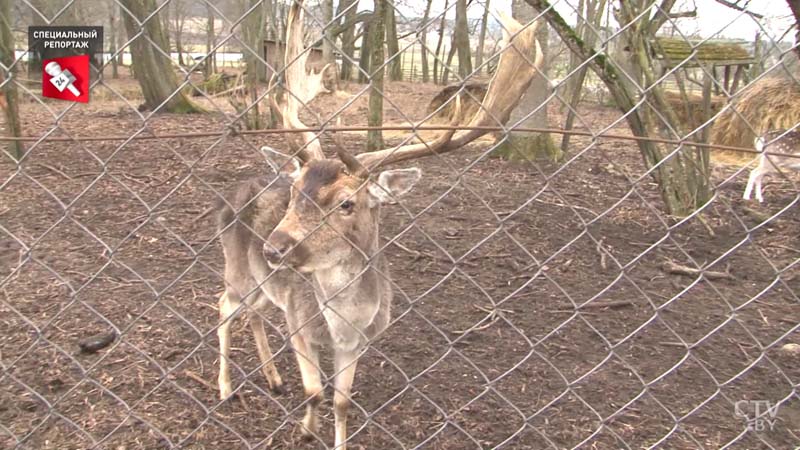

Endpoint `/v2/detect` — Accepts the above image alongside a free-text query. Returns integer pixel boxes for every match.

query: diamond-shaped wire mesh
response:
[1,0,799,448]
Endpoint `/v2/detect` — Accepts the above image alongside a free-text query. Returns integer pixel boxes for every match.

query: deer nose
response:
[262,244,282,263]
[263,231,295,263]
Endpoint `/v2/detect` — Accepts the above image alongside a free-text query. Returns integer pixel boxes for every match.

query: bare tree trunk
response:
[420,0,433,83]
[119,0,203,113]
[322,0,335,64]
[116,2,125,69]
[0,0,23,161]
[54,1,81,25]
[241,0,266,127]
[29,0,49,25]
[747,31,762,82]
[560,0,605,153]
[278,2,287,41]
[338,0,359,81]
[527,0,710,216]
[175,26,184,67]
[358,19,371,83]
[206,4,216,77]
[617,0,710,215]
[386,2,402,81]
[562,0,586,108]
[109,0,119,78]
[441,42,456,85]
[786,0,800,61]
[242,0,267,82]
[454,0,472,78]
[265,0,276,40]
[173,0,186,67]
[160,1,171,54]
[433,0,449,86]
[475,0,491,73]
[367,0,385,151]
[495,0,559,161]
[28,0,49,78]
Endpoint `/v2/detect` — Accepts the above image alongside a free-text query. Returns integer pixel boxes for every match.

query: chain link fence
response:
[1,0,799,448]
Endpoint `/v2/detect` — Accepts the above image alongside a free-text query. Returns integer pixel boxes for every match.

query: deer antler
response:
[330,117,369,178]
[356,13,543,170]
[272,0,330,161]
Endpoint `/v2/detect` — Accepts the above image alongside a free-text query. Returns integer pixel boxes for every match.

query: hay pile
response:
[664,90,725,131]
[710,76,800,161]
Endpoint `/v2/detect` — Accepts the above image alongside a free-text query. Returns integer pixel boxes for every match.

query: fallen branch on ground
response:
[595,238,608,271]
[35,163,72,180]
[662,260,733,280]
[554,300,634,311]
[184,370,218,391]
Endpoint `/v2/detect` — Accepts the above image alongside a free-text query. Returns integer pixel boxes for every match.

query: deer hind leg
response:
[217,290,240,400]
[291,333,323,440]
[248,305,285,394]
[333,349,359,450]
[754,172,765,203]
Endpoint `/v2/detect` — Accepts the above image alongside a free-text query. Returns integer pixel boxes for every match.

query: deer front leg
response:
[333,349,359,450]
[743,170,756,200]
[217,291,239,400]
[291,333,322,440]
[249,310,285,394]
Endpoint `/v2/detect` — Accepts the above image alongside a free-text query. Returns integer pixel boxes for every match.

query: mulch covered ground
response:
[1,80,799,449]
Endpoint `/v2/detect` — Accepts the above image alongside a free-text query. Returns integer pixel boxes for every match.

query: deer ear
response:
[368,168,422,206]
[261,146,301,178]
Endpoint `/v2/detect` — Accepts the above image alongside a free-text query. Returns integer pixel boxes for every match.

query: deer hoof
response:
[298,413,319,441]
[297,423,317,442]
[270,381,287,395]
[300,431,315,442]
[219,386,237,401]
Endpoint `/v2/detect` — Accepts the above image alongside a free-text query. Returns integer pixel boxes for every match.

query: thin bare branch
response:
[713,0,764,19]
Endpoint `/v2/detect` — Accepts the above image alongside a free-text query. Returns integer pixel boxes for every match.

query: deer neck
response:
[310,223,383,301]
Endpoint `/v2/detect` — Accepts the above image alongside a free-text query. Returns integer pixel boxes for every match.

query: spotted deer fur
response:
[743,129,800,202]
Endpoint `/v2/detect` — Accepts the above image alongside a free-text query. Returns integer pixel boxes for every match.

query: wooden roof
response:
[654,37,753,67]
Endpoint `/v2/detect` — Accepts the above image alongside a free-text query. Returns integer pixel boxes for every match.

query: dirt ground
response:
[1,79,799,450]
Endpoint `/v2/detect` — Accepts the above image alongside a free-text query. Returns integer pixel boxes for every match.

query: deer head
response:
[261,146,421,271]
[262,1,543,272]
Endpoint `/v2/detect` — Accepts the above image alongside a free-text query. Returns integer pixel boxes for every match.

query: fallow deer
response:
[214,2,542,448]
[743,129,800,202]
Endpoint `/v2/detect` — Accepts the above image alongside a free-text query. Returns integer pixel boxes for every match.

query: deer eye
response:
[340,199,354,213]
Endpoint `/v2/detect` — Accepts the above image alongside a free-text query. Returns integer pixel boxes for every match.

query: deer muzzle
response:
[263,230,309,269]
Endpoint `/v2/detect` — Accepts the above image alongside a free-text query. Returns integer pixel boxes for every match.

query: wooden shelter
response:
[654,37,754,95]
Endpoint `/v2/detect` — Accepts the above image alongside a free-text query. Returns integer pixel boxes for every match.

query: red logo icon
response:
[42,54,89,103]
